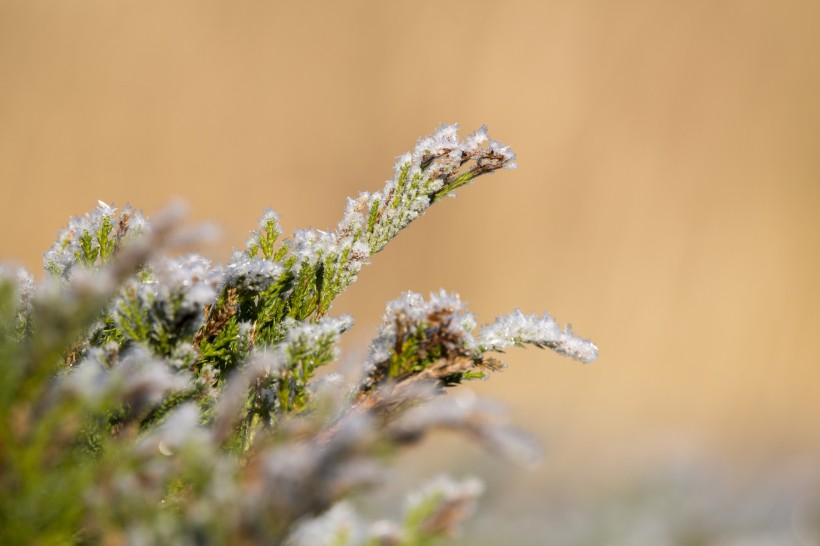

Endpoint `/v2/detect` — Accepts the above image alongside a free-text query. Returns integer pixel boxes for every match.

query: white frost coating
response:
[241,315,353,382]
[488,139,518,169]
[44,201,146,278]
[258,208,281,226]
[462,125,489,153]
[290,229,338,265]
[337,192,369,235]
[365,290,479,370]
[126,210,147,234]
[287,227,372,285]
[243,208,283,254]
[364,290,598,369]
[342,124,516,257]
[224,252,285,292]
[393,152,412,176]
[383,290,476,344]
[152,254,221,307]
[111,255,221,345]
[413,123,460,162]
[477,309,598,363]
[134,402,210,460]
[382,289,468,325]
[282,314,353,348]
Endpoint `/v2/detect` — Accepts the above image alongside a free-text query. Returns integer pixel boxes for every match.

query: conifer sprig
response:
[0,125,596,545]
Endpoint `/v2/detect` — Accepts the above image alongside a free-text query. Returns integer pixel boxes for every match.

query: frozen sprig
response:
[0,125,598,545]
[196,125,516,380]
[314,124,506,317]
[477,309,599,363]
[276,314,353,379]
[113,254,221,359]
[245,314,353,420]
[44,201,145,278]
[359,291,596,398]
[343,124,516,258]
[246,209,284,260]
[360,290,480,393]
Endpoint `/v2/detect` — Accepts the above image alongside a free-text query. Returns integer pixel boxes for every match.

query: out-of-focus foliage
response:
[0,126,596,545]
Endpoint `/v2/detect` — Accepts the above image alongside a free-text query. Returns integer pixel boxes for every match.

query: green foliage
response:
[0,125,596,545]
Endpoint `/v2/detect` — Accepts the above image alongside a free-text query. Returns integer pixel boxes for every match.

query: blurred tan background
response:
[2,0,819,542]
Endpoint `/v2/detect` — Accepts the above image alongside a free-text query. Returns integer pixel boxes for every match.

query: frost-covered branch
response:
[0,125,596,545]
[357,290,597,403]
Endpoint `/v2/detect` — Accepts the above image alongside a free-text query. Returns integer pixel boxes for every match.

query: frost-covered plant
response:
[0,125,597,545]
